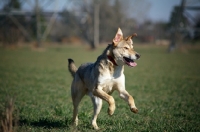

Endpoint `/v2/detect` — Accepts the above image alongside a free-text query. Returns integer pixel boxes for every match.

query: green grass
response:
[0,44,200,131]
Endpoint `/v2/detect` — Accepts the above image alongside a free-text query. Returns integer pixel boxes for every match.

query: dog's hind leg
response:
[71,80,86,127]
[89,93,102,130]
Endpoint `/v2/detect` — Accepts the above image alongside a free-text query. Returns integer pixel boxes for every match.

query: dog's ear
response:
[113,28,123,46]
[126,33,137,41]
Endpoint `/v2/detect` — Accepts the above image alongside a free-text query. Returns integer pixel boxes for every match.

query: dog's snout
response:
[135,53,141,59]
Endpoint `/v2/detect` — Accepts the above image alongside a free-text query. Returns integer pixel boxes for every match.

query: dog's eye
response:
[124,47,129,50]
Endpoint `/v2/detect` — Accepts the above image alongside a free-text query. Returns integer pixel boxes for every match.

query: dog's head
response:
[112,28,140,67]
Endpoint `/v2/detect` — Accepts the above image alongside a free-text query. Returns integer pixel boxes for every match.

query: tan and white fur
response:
[68,28,140,129]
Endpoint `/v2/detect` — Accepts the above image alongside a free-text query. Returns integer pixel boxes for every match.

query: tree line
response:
[0,0,199,48]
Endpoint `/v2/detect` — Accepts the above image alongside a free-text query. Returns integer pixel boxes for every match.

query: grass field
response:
[0,44,200,132]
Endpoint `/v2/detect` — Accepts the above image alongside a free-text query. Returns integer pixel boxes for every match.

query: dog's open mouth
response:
[123,57,137,67]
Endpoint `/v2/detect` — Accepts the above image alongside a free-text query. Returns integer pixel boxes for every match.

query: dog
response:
[68,28,140,129]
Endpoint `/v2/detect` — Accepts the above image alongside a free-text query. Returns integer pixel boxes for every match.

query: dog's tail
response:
[68,58,77,78]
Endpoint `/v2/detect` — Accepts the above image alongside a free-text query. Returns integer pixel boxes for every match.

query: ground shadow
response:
[19,117,71,129]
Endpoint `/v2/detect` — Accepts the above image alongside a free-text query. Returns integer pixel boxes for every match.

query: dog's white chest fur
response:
[98,66,124,93]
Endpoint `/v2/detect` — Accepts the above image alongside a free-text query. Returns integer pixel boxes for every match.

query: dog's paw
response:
[107,105,115,115]
[93,125,99,130]
[130,107,138,113]
[92,120,99,130]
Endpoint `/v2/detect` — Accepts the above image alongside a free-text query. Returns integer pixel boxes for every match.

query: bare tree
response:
[194,16,200,41]
[54,0,151,48]
[61,0,122,49]
[0,0,25,46]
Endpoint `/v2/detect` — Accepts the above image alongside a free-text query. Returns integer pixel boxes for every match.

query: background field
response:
[0,44,200,132]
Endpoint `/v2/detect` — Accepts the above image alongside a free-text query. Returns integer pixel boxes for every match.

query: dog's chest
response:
[99,66,124,93]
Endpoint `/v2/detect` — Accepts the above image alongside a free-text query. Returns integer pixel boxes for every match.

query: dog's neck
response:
[103,44,117,66]
[95,44,124,77]
[107,55,118,66]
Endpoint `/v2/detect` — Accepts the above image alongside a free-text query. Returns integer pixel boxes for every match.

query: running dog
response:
[68,28,140,129]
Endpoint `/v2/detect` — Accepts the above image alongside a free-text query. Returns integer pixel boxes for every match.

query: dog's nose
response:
[135,53,141,59]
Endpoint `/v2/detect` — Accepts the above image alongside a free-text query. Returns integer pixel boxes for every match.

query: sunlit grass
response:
[0,44,200,131]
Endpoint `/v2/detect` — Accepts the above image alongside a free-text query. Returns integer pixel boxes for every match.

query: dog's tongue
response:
[129,62,137,67]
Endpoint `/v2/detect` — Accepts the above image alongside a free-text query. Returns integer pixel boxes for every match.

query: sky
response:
[147,0,181,22]
[47,0,189,22]
[40,0,182,22]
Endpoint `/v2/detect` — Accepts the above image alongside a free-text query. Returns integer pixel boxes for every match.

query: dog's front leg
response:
[119,90,138,113]
[93,86,115,115]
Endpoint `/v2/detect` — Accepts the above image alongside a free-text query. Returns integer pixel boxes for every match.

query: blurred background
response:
[1,1,200,131]
[0,0,200,50]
